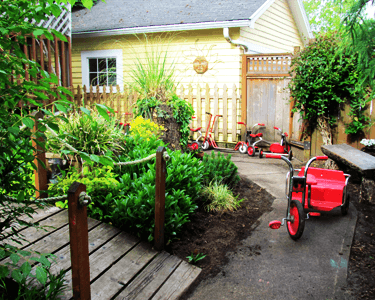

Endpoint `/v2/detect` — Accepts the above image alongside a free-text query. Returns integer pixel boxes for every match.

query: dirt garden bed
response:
[165,175,375,300]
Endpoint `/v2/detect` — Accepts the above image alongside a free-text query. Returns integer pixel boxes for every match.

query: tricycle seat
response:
[292,167,347,211]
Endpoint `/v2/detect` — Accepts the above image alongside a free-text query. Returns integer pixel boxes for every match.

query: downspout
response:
[223,28,251,53]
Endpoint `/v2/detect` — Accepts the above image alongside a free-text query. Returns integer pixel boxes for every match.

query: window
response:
[81,49,123,92]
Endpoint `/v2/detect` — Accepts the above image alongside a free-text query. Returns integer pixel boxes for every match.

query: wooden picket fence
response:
[70,84,242,143]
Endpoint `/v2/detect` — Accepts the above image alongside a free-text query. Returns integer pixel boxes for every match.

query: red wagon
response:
[268,155,351,240]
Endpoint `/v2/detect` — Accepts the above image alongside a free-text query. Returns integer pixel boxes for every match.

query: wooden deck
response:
[2,206,201,300]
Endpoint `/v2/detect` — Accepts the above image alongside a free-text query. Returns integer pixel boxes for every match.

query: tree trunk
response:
[317,115,338,169]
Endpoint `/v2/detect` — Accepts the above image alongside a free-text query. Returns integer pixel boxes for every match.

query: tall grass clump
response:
[46,108,127,156]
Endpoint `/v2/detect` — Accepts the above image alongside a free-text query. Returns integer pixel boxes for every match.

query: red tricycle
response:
[268,155,351,240]
[258,126,292,160]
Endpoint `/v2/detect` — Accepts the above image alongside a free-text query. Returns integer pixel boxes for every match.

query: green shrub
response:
[50,149,204,243]
[113,133,166,179]
[49,166,120,222]
[202,151,240,188]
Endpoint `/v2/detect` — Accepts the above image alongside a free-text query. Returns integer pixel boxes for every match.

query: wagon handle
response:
[304,156,328,178]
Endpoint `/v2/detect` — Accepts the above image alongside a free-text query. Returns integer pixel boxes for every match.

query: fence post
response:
[32,111,47,199]
[154,146,166,251]
[68,182,91,300]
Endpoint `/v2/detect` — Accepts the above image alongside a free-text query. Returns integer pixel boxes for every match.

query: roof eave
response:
[287,0,314,45]
[72,20,252,38]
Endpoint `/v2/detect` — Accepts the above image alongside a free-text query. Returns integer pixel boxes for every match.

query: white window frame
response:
[81,49,123,93]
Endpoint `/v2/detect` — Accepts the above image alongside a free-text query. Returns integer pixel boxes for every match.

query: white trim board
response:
[81,49,123,93]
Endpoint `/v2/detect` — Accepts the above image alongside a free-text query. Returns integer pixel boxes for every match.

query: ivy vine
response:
[288,32,371,136]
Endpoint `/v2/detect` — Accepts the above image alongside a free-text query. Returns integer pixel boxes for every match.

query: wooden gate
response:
[241,54,301,143]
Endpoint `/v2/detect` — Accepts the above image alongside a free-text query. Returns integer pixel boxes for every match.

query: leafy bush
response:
[49,166,120,222]
[201,151,240,188]
[46,108,126,156]
[289,32,370,137]
[50,148,204,243]
[201,181,243,212]
[114,132,166,178]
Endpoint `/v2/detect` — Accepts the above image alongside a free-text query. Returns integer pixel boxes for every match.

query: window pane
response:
[99,71,107,86]
[89,73,98,86]
[98,58,107,72]
[108,58,116,71]
[88,58,97,72]
[108,73,117,86]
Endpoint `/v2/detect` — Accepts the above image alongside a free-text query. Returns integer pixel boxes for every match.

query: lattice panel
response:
[246,55,292,77]
[30,3,71,36]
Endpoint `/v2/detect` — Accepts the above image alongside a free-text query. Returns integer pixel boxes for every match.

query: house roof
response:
[72,0,312,42]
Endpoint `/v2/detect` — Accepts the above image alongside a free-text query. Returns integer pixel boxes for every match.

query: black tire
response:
[288,150,293,161]
[259,149,264,158]
[341,186,350,216]
[248,145,256,157]
[287,200,305,240]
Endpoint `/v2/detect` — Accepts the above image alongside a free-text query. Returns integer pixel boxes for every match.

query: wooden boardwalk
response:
[2,206,201,300]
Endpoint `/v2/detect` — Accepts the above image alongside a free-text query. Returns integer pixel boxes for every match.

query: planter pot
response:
[194,152,204,159]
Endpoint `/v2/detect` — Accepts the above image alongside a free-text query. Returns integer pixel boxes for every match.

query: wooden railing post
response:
[68,182,91,300]
[154,146,166,251]
[32,111,47,199]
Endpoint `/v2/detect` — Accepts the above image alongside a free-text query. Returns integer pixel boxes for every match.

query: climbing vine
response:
[288,32,371,142]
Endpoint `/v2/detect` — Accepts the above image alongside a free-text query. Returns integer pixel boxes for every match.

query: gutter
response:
[72,20,251,38]
[223,28,275,54]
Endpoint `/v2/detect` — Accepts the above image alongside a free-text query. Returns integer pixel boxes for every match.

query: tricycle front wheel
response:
[287,200,305,240]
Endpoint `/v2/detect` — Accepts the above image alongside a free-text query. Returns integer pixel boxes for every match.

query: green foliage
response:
[168,95,195,147]
[50,149,204,242]
[45,107,127,156]
[201,151,240,188]
[186,252,206,264]
[289,32,371,135]
[0,245,67,300]
[201,181,243,212]
[303,0,359,33]
[114,132,166,178]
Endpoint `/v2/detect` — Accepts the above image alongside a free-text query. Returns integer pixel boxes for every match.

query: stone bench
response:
[321,143,375,203]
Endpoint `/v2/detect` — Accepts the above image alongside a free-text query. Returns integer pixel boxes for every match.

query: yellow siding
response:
[72,28,242,95]
[240,0,303,53]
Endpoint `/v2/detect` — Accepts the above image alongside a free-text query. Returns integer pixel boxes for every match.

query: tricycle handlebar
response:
[315,156,328,160]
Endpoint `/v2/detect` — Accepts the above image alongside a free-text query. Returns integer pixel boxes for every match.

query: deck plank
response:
[91,242,158,300]
[115,251,181,300]
[1,205,61,241]
[2,209,68,248]
[152,260,202,300]
[61,231,140,299]
[51,222,122,274]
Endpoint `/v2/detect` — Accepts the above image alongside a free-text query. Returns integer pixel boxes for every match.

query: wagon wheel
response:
[239,144,248,154]
[202,141,210,150]
[287,200,305,240]
[259,149,264,158]
[341,186,350,216]
[288,150,293,161]
[191,142,199,151]
[248,145,256,157]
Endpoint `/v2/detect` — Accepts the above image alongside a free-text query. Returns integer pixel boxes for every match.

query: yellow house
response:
[71,0,312,143]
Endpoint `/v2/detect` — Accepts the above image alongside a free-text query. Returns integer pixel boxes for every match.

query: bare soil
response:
[165,175,375,300]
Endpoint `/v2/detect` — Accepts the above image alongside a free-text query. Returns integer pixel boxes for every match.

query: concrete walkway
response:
[187,151,357,300]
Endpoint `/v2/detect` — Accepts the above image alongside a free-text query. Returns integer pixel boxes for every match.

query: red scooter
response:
[201,112,222,150]
[187,117,202,151]
[268,155,350,240]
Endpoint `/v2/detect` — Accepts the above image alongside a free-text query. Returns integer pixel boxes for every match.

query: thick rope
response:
[2,194,68,203]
